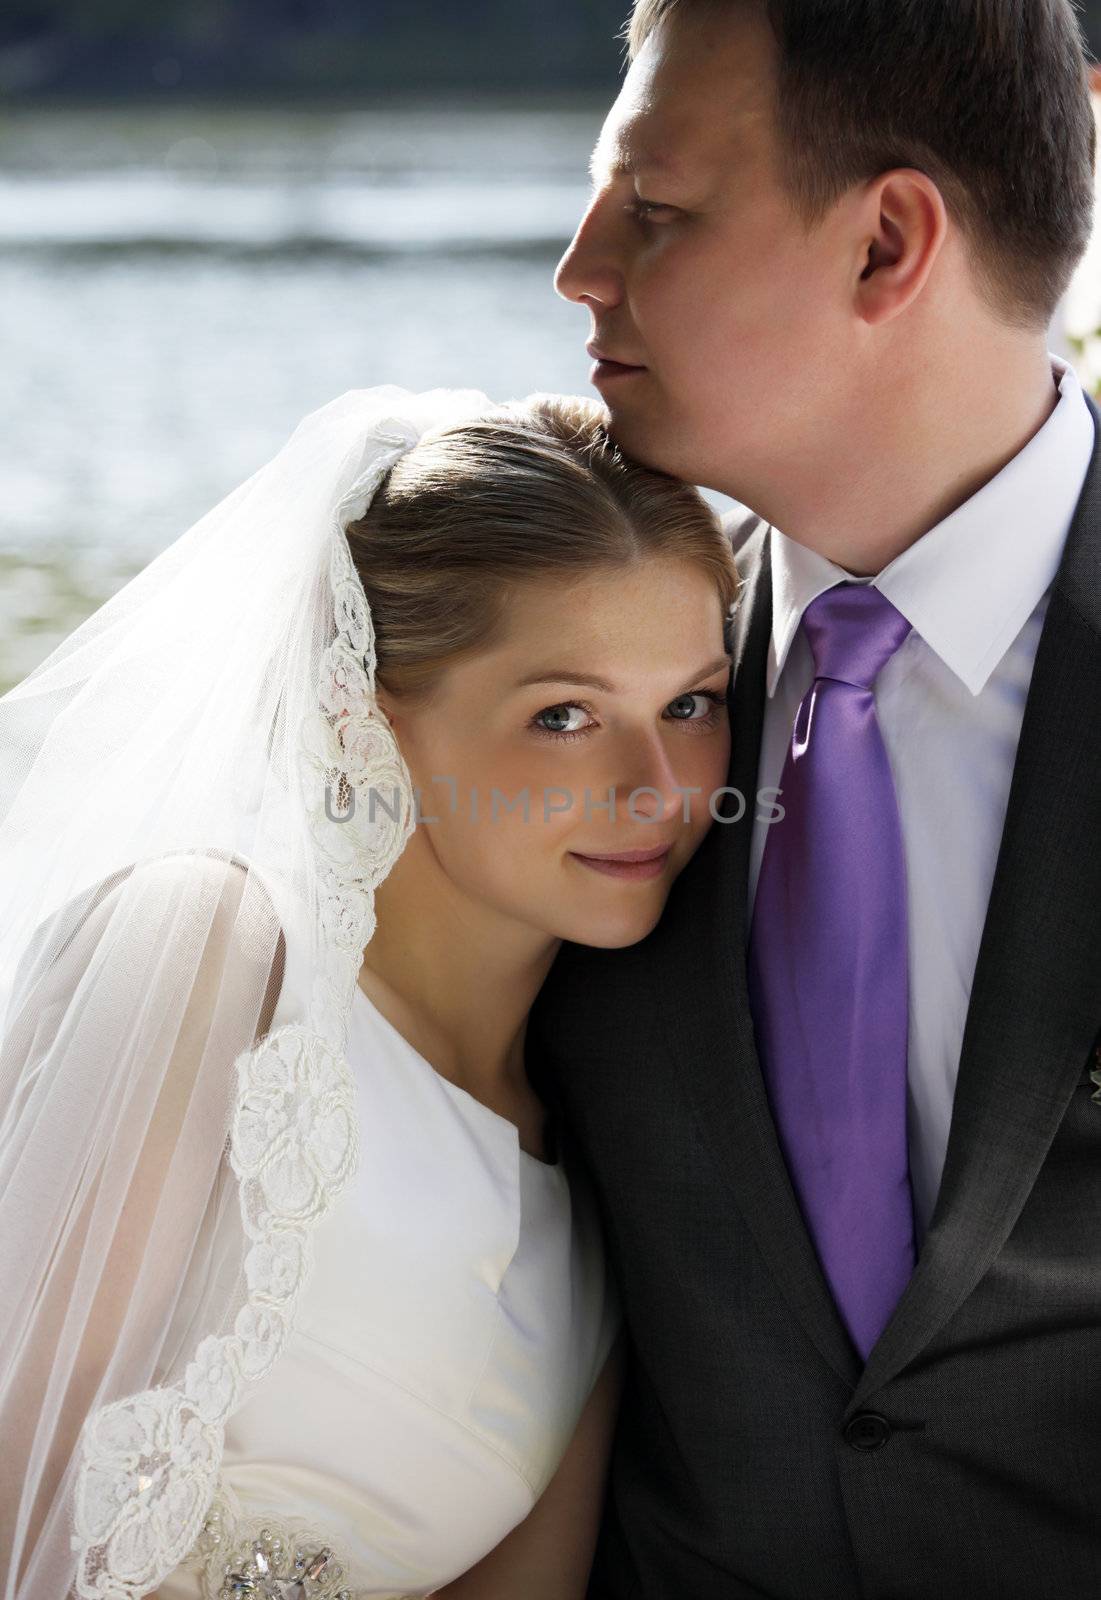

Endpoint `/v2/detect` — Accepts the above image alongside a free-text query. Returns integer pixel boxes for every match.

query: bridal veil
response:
[0,386,491,1598]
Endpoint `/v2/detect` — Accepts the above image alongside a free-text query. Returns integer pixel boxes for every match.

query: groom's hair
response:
[626,0,1097,331]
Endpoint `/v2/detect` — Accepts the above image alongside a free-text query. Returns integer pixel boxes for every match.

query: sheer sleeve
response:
[0,851,286,1599]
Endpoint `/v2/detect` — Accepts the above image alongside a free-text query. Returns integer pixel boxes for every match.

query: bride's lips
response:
[586,343,647,387]
[569,842,672,881]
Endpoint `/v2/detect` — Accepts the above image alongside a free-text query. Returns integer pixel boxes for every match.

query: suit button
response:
[844,1412,892,1451]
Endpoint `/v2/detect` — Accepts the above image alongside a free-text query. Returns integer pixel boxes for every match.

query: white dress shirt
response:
[747,353,1096,1247]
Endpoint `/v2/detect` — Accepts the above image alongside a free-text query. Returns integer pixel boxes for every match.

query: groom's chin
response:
[602,405,666,471]
[606,413,729,499]
[603,402,696,486]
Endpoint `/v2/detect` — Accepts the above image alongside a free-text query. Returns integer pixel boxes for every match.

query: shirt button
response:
[844,1412,892,1451]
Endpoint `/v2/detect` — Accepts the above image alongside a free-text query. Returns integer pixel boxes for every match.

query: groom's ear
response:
[852,168,949,326]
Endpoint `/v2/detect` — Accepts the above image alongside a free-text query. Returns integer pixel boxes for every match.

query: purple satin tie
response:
[747,581,917,1361]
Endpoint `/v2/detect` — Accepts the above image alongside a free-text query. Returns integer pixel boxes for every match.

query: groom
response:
[527,2,1101,1596]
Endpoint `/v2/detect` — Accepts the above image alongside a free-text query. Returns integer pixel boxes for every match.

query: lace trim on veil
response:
[69,420,421,1599]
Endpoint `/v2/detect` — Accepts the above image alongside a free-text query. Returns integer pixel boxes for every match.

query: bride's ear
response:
[374,686,400,730]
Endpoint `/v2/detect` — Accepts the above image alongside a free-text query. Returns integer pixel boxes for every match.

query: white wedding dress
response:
[157,979,620,1600]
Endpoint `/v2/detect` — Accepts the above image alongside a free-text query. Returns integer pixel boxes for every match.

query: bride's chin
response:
[577,922,664,952]
[556,900,668,952]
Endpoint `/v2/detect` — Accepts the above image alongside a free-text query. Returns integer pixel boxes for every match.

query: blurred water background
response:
[0,97,618,689]
[1,0,1099,693]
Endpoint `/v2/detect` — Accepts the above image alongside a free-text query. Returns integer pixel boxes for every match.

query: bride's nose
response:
[612,734,689,825]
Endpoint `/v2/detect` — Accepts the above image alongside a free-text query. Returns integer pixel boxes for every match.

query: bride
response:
[0,385,739,1599]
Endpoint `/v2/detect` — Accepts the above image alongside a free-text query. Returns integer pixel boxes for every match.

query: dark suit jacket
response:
[526,390,1101,1599]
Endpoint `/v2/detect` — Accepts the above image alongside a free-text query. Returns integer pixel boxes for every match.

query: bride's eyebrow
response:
[512,656,733,696]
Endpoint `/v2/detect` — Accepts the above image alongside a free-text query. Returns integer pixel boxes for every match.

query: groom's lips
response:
[587,343,647,386]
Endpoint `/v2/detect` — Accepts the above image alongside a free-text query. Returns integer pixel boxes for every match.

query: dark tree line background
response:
[0,0,635,99]
[0,1,1097,101]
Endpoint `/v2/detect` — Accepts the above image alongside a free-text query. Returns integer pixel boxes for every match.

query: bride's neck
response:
[357,834,560,1095]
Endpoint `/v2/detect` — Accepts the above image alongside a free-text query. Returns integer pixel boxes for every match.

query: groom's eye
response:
[625,196,679,224]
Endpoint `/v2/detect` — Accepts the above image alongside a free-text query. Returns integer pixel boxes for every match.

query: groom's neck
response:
[745,332,1060,577]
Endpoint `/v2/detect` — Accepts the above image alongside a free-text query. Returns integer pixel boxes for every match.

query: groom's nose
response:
[554,194,623,309]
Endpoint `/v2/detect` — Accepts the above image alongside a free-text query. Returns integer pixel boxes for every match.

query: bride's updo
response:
[343,393,741,704]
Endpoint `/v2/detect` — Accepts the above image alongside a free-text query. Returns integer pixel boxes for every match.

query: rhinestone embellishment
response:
[196,1506,358,1600]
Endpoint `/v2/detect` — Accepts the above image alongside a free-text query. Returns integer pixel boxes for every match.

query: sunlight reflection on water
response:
[0,101,623,689]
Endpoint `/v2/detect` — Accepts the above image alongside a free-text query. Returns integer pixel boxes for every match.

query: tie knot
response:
[800,582,912,690]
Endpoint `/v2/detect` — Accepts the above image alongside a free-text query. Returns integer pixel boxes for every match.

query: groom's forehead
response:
[589,25,770,187]
[589,99,751,191]
[589,120,689,185]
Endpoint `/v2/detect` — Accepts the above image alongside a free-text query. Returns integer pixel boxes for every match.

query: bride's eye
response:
[530,702,594,743]
[666,690,727,728]
[528,691,726,745]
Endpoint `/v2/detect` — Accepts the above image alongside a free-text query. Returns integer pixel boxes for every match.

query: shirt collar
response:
[766,353,1097,698]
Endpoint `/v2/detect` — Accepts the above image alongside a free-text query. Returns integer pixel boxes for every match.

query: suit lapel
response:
[851,389,1101,1405]
[659,392,1101,1401]
[657,516,863,1388]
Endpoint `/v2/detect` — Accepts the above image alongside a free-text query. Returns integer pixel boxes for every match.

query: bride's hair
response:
[344,392,741,704]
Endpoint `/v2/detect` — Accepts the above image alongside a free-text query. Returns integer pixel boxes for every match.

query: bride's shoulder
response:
[23,850,288,1052]
[99,850,288,948]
